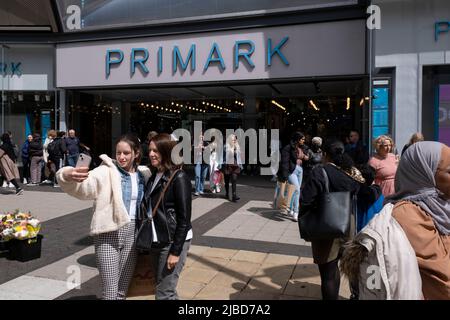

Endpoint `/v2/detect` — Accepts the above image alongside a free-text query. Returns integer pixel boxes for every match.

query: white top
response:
[129,172,139,220]
[151,172,164,242]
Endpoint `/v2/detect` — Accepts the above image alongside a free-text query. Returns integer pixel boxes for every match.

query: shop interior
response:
[66,78,369,158]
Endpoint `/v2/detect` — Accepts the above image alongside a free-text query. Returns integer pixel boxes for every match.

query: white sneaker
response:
[2,181,7,188]
[217,188,221,193]
[292,212,299,222]
[212,189,216,193]
[8,183,14,188]
[23,178,28,184]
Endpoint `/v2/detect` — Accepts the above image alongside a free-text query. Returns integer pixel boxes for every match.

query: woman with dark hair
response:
[280,132,309,221]
[57,134,151,299]
[0,133,23,194]
[142,133,192,300]
[299,138,364,300]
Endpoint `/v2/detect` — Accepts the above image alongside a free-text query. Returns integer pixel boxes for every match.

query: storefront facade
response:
[373,0,450,150]
[0,45,57,150]
[1,0,371,159]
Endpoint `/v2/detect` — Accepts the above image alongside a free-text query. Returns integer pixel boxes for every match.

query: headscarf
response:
[386,141,450,235]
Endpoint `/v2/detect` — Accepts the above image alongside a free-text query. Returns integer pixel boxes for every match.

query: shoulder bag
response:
[136,169,180,251]
[299,167,353,241]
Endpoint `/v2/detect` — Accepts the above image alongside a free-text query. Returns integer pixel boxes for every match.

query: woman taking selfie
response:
[56,134,150,300]
[142,133,192,300]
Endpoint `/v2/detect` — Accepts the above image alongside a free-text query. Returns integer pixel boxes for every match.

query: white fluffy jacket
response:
[341,203,423,300]
[56,154,151,236]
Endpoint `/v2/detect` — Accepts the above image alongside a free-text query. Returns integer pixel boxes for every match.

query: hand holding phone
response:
[76,153,92,168]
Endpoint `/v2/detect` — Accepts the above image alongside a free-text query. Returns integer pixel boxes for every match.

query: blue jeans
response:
[195,163,209,193]
[67,153,79,167]
[288,165,303,214]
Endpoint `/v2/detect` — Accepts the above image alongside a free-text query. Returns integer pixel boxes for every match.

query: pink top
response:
[369,153,398,197]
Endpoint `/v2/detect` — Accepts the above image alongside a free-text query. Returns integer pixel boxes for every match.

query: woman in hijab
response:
[386,141,450,299]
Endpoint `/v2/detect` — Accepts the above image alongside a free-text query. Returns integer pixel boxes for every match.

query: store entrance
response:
[67,78,369,160]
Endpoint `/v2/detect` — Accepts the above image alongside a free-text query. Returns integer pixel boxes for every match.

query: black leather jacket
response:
[141,169,192,256]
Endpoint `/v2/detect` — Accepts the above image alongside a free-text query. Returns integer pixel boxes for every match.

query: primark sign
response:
[56,20,365,87]
[105,37,289,77]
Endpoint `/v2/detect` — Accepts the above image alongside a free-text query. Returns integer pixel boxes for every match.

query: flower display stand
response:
[8,235,43,262]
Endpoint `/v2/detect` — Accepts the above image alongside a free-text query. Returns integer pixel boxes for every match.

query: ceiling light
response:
[308,100,319,111]
[359,98,364,106]
[271,100,286,111]
[346,97,350,110]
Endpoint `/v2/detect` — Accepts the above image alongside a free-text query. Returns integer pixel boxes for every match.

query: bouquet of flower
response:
[0,210,41,241]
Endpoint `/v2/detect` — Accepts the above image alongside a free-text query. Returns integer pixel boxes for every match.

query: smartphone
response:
[76,153,92,168]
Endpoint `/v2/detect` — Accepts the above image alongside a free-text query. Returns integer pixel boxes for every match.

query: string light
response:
[309,100,319,111]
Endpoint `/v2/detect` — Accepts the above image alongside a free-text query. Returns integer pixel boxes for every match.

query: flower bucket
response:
[8,235,43,262]
[0,239,9,253]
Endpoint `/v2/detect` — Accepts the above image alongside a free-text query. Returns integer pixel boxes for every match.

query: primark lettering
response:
[0,62,22,76]
[105,37,289,77]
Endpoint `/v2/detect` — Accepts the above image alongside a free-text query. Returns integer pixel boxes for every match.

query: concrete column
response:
[58,89,67,132]
[376,53,420,151]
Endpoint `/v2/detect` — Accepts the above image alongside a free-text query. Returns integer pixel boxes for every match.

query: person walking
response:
[208,136,221,193]
[401,132,424,156]
[299,139,364,300]
[369,135,398,197]
[193,133,209,196]
[47,131,67,187]
[0,133,23,195]
[65,129,80,167]
[141,133,192,300]
[344,130,369,166]
[56,134,150,300]
[21,134,33,184]
[42,130,57,184]
[28,133,44,186]
[303,136,323,184]
[279,132,309,221]
[222,134,243,202]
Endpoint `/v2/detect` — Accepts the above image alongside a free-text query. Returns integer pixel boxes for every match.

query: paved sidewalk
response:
[0,178,351,300]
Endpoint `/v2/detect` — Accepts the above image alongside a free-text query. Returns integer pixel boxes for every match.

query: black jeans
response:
[224,173,238,197]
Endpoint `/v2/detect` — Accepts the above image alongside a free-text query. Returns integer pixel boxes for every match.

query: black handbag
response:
[299,167,353,241]
[136,169,180,251]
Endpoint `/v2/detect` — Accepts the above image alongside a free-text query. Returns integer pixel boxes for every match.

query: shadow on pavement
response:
[247,207,294,222]
[77,253,96,268]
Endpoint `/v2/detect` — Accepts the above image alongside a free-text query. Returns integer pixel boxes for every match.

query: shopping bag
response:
[212,170,224,187]
[273,181,297,212]
[127,253,157,300]
[273,181,287,209]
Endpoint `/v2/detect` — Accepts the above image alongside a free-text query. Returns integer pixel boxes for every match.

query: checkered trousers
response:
[94,221,137,300]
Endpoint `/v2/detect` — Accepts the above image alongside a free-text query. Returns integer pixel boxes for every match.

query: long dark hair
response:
[323,138,354,171]
[150,133,180,171]
[291,131,305,145]
[115,133,142,165]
